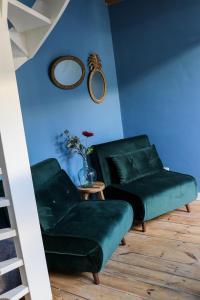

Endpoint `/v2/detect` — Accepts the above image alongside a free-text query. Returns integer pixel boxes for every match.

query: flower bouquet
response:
[63,130,96,187]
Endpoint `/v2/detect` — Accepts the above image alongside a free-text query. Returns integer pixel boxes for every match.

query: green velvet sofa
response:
[91,135,197,231]
[31,158,133,284]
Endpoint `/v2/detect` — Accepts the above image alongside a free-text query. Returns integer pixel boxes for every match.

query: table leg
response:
[84,193,90,200]
[98,190,105,200]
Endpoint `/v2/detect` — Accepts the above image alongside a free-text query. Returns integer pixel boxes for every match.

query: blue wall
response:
[16,0,200,187]
[16,0,123,184]
[110,0,200,187]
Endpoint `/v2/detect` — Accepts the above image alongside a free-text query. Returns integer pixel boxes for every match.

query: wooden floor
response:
[50,200,200,300]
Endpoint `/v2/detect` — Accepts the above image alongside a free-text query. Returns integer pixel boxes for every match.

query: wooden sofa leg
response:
[142,222,146,232]
[186,204,191,213]
[92,273,100,285]
[121,238,126,246]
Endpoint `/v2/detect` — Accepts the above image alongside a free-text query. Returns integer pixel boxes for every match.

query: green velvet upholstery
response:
[31,158,133,274]
[31,158,61,191]
[43,200,132,272]
[110,145,163,184]
[90,135,150,186]
[91,135,197,222]
[106,170,197,221]
[35,170,82,230]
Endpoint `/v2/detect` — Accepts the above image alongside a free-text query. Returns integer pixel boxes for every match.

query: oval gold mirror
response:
[88,54,107,104]
[50,56,85,90]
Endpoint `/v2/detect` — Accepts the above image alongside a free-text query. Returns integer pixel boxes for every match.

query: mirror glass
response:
[88,54,106,104]
[54,60,82,86]
[91,71,105,100]
[50,56,85,89]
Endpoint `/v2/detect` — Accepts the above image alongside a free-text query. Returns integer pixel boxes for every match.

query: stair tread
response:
[11,40,26,58]
[0,285,29,300]
[0,228,16,241]
[0,198,10,208]
[9,28,28,55]
[13,56,28,70]
[8,0,70,70]
[0,258,23,276]
[8,0,51,33]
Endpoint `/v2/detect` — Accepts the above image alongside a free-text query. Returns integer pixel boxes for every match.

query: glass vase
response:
[78,157,97,187]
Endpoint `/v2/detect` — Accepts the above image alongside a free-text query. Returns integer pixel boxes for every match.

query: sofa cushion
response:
[111,145,163,184]
[106,170,197,221]
[91,135,151,186]
[43,200,133,272]
[35,170,82,231]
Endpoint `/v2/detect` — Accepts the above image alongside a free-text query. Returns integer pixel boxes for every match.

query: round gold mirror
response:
[50,56,85,90]
[88,54,107,104]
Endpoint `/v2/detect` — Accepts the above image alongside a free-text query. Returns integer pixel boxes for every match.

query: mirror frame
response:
[88,69,107,104]
[50,55,86,90]
[88,53,107,104]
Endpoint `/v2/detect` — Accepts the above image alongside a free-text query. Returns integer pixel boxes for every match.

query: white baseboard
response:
[197,193,200,200]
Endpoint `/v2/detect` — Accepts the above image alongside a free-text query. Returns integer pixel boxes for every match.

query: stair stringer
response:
[0,16,52,299]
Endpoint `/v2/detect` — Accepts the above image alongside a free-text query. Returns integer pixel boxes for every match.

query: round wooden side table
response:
[78,181,105,200]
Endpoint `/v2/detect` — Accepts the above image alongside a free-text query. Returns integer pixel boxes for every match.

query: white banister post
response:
[0,0,7,19]
[0,3,52,299]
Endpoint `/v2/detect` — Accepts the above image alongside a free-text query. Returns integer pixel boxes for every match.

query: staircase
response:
[8,0,70,70]
[0,0,70,299]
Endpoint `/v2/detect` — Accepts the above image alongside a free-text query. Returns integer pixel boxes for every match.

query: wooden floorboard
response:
[51,199,200,299]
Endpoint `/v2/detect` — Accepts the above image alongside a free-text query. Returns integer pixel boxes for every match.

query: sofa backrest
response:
[31,158,82,231]
[91,135,151,186]
[31,158,61,193]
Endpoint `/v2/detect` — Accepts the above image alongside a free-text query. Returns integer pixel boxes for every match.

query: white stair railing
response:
[0,0,70,299]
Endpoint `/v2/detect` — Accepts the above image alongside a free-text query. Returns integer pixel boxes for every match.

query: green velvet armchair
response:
[91,135,197,232]
[31,158,133,284]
